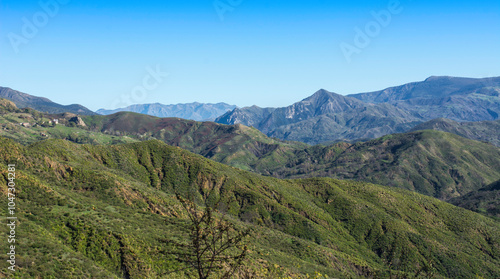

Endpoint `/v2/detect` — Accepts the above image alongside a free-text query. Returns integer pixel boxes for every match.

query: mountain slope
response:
[217,89,422,144]
[82,112,306,171]
[1,137,499,278]
[249,130,500,200]
[216,105,277,128]
[0,87,96,115]
[96,102,236,121]
[410,118,500,147]
[349,76,500,122]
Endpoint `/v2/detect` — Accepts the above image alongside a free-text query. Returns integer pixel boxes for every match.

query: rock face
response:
[217,76,500,144]
[96,102,237,121]
[69,116,86,127]
[217,89,422,145]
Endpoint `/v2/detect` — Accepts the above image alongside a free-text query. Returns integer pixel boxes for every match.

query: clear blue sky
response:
[1,0,499,111]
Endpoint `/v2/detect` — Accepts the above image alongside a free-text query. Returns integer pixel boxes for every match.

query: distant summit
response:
[217,88,419,144]
[0,87,96,115]
[96,102,237,121]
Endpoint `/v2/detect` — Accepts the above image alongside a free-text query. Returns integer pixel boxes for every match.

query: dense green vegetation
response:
[83,110,500,200]
[0,137,499,278]
[248,130,500,200]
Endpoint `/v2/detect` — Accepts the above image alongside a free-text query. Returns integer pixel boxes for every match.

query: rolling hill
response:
[4,100,499,203]
[247,130,500,200]
[1,137,499,278]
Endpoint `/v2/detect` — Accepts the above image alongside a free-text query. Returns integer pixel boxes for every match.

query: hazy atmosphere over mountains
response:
[2,0,500,277]
[96,102,237,121]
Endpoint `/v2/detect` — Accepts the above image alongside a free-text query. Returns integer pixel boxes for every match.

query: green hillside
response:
[0,137,499,278]
[249,130,500,200]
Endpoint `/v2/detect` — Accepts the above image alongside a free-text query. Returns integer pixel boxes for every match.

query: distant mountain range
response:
[96,102,237,121]
[217,76,500,144]
[3,75,500,145]
[0,86,96,115]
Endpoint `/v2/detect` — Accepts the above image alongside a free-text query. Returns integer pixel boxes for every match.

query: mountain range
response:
[3,76,500,145]
[349,76,500,121]
[217,76,500,144]
[3,100,499,204]
[96,102,236,121]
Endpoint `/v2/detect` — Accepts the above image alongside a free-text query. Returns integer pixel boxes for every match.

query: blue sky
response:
[1,0,499,111]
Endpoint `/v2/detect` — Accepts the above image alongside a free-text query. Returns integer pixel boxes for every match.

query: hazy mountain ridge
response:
[97,102,237,121]
[0,87,96,115]
[349,76,500,122]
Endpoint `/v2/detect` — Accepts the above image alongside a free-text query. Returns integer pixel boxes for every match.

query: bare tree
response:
[165,193,250,279]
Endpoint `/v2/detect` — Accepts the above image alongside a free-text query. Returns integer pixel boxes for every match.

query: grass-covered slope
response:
[0,137,499,278]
